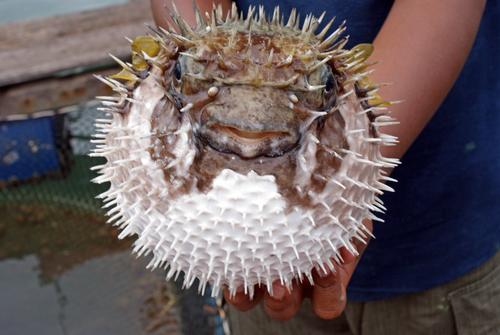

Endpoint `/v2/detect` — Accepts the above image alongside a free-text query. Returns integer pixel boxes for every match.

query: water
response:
[0,252,180,335]
[0,0,131,24]
[0,102,222,334]
[0,158,219,335]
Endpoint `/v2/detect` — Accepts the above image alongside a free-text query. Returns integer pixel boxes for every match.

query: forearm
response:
[371,0,486,159]
[150,0,232,28]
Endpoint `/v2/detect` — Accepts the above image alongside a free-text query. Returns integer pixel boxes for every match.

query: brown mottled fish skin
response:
[147,10,353,206]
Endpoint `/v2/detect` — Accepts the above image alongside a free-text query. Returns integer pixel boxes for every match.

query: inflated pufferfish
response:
[91,3,400,299]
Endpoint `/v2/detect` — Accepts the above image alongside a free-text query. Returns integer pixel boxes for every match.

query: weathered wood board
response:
[0,0,153,118]
[0,0,153,87]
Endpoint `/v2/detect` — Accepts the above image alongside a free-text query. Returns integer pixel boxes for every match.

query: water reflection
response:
[0,202,218,335]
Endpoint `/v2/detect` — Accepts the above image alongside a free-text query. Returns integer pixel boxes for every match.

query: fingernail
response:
[272,282,286,300]
[339,283,346,302]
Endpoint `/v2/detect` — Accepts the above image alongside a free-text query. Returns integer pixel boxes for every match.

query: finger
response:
[339,246,357,264]
[263,281,304,321]
[223,285,264,312]
[352,219,373,258]
[311,268,347,320]
[339,219,373,265]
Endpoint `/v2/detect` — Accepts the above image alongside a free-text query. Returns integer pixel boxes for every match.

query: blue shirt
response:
[235,0,500,300]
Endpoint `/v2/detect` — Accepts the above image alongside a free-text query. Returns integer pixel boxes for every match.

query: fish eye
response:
[174,61,182,81]
[324,71,336,94]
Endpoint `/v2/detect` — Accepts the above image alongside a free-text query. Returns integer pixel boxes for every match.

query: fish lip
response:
[215,125,291,142]
[197,123,300,159]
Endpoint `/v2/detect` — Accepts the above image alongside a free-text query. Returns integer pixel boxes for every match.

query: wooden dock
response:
[0,0,153,118]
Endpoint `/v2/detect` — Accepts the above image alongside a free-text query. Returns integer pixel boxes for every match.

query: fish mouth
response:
[216,125,290,141]
[198,123,300,159]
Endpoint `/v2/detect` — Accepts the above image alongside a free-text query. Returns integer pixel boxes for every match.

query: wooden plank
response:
[0,69,118,118]
[0,0,153,87]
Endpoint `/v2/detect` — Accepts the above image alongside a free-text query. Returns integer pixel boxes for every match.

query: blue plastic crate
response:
[0,114,70,183]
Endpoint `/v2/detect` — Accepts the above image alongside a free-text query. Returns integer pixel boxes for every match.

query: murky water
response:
[0,250,181,335]
[0,0,130,24]
[0,157,220,334]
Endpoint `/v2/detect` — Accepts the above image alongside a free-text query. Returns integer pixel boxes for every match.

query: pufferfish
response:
[91,3,400,299]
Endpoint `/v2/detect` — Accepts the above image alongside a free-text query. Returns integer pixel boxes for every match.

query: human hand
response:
[224,220,371,320]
